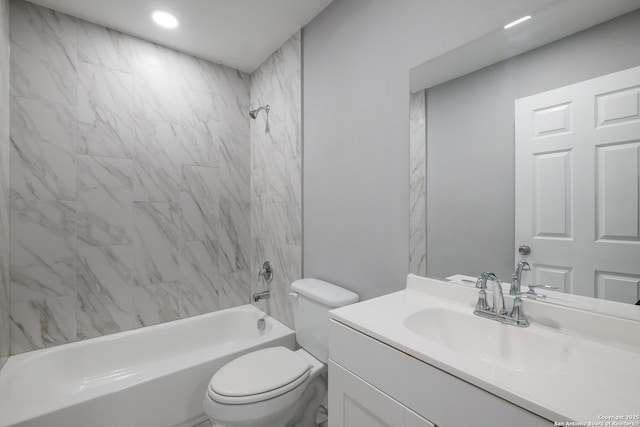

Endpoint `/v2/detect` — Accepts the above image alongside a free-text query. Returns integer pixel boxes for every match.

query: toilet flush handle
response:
[289,292,299,301]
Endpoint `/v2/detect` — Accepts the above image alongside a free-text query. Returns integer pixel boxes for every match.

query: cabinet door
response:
[329,361,435,427]
[405,409,436,427]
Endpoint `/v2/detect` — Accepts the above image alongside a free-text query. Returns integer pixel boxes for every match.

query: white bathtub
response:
[0,304,295,427]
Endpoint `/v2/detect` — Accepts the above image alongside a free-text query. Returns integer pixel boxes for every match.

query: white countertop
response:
[330,275,640,423]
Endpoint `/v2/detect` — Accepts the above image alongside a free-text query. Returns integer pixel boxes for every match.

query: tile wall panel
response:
[10,199,76,302]
[76,155,133,247]
[0,0,10,368]
[10,96,77,200]
[76,245,134,338]
[133,201,179,286]
[409,91,426,276]
[9,0,76,106]
[250,32,302,329]
[77,61,134,158]
[7,0,252,353]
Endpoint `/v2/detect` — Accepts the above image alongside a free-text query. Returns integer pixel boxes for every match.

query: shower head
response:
[249,105,270,119]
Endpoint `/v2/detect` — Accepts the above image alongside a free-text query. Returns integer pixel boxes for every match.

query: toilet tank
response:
[291,278,359,363]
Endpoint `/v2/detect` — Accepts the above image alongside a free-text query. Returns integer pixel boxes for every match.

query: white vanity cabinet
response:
[328,319,552,427]
[330,361,435,427]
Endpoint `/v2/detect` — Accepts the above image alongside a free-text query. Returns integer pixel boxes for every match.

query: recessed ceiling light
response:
[151,10,179,29]
[504,15,531,30]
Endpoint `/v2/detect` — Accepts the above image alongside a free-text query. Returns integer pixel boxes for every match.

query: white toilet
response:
[203,278,359,427]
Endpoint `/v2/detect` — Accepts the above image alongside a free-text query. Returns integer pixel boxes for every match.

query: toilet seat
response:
[208,347,311,405]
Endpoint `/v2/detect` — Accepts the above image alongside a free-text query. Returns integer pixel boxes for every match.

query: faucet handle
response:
[530,283,556,290]
[524,283,557,299]
[509,294,530,327]
[475,272,500,313]
[257,260,274,283]
[475,291,490,312]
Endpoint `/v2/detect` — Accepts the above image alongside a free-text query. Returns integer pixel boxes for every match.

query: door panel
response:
[595,86,640,128]
[532,264,573,293]
[533,150,572,238]
[596,142,639,241]
[595,271,640,304]
[533,102,572,137]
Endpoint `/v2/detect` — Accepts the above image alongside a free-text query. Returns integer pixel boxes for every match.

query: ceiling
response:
[27,0,334,73]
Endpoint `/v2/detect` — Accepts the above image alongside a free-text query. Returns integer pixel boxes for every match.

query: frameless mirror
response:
[409,0,640,320]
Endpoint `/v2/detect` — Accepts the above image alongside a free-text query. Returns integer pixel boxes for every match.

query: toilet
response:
[203,278,359,427]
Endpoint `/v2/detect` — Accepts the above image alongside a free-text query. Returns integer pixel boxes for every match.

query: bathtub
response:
[0,304,295,427]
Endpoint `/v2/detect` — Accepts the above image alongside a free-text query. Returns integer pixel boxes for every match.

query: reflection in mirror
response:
[409,8,640,314]
[409,91,426,277]
[514,66,640,305]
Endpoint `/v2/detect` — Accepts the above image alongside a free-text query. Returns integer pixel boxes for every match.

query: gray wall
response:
[426,10,640,280]
[0,0,10,369]
[302,0,548,299]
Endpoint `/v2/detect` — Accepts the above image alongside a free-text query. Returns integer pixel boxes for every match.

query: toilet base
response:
[285,375,327,427]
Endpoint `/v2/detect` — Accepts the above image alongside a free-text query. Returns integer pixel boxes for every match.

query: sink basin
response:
[404,308,570,373]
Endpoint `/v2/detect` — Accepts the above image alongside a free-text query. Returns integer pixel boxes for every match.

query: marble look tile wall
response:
[409,91,426,276]
[0,0,11,368]
[250,32,302,328]
[8,0,251,354]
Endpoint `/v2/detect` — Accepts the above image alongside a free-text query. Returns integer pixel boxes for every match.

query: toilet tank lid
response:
[291,278,359,307]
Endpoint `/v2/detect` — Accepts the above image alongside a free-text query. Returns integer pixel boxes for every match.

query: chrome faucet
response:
[510,259,531,295]
[510,257,557,299]
[476,272,505,315]
[474,272,529,327]
[252,290,270,302]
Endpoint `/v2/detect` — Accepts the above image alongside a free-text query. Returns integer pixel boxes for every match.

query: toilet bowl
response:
[204,347,326,427]
[203,278,358,427]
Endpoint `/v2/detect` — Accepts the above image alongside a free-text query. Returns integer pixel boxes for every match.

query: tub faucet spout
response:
[252,290,270,302]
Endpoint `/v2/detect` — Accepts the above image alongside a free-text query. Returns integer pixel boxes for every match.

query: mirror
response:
[409,2,640,318]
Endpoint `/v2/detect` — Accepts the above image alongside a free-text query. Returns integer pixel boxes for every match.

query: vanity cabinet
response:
[330,361,435,427]
[328,320,552,427]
